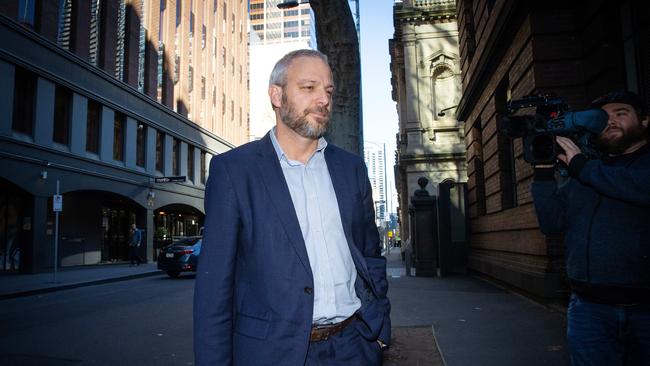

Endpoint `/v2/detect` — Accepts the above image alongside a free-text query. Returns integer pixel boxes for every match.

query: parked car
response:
[157,237,201,278]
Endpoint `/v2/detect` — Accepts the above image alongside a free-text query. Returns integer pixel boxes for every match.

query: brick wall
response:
[458,0,649,299]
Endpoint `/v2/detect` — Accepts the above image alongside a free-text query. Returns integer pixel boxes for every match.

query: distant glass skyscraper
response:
[249,0,316,46]
[248,0,317,141]
[364,141,387,225]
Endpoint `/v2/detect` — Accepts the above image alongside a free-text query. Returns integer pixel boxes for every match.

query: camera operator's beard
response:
[595,122,647,155]
[279,95,330,140]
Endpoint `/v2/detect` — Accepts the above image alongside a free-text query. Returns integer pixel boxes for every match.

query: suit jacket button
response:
[304,286,313,295]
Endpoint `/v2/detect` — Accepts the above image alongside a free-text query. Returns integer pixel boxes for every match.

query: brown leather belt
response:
[309,315,356,342]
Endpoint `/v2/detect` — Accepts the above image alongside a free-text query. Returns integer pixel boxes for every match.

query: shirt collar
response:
[269,127,328,163]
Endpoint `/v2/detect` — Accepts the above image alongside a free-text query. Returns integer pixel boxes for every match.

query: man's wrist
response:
[568,153,588,177]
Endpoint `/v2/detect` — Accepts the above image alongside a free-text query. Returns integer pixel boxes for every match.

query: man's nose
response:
[315,89,330,106]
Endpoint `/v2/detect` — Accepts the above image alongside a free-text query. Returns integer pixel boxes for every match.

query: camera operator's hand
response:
[556,136,581,165]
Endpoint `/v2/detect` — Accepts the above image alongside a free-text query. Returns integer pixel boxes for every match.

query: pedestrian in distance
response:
[129,223,142,266]
[531,90,650,365]
[194,49,391,366]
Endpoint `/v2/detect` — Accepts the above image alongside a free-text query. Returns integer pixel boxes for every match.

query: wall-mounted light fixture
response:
[277,1,308,9]
[40,171,48,179]
[437,105,458,117]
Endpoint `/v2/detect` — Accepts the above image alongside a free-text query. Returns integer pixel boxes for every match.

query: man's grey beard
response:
[279,94,330,139]
[595,122,647,155]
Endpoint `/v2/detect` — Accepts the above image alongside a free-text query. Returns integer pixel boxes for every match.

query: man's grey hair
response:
[269,49,329,88]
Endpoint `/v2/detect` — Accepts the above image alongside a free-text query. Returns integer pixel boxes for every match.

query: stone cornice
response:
[394,1,457,24]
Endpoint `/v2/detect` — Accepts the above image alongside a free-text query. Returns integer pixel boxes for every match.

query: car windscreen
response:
[171,238,201,247]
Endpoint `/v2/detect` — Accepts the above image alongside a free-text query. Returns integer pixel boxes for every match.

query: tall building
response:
[248,0,316,141]
[364,141,387,226]
[456,0,649,298]
[390,0,466,248]
[0,0,248,273]
[249,0,315,45]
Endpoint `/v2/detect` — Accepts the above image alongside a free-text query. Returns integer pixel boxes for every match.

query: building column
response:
[33,77,55,147]
[30,195,51,273]
[180,141,188,179]
[99,106,115,162]
[146,208,155,262]
[125,116,138,169]
[164,134,173,176]
[145,126,157,174]
[70,93,88,155]
[0,60,14,136]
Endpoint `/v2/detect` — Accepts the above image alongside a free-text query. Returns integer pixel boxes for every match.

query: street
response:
[0,250,568,366]
[0,274,196,366]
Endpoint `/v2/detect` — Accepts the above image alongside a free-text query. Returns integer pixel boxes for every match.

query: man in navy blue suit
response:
[194,49,391,365]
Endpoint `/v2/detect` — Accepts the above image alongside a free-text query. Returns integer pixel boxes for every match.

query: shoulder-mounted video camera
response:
[498,94,609,164]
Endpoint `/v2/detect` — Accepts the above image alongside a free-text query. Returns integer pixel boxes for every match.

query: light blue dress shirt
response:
[269,129,361,324]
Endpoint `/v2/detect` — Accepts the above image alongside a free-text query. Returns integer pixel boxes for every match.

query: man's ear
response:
[269,85,282,109]
[641,114,649,128]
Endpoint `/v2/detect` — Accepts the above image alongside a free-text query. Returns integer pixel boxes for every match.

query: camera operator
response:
[531,90,650,365]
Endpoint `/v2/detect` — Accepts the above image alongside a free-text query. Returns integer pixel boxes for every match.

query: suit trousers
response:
[305,318,383,366]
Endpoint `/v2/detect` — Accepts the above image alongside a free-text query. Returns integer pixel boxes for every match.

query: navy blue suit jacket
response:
[194,133,390,365]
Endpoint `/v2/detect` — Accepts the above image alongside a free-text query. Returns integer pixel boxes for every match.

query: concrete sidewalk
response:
[384,248,569,366]
[0,263,162,300]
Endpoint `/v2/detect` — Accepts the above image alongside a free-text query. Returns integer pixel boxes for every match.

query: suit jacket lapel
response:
[255,134,313,278]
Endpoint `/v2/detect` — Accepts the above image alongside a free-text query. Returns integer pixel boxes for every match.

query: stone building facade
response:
[390,0,466,246]
[456,0,649,298]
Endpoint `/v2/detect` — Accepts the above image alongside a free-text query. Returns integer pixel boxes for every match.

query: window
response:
[284,31,299,38]
[17,0,35,28]
[495,79,517,209]
[12,66,37,136]
[176,0,182,27]
[284,21,298,28]
[113,111,125,161]
[57,0,73,50]
[284,10,298,16]
[187,145,194,182]
[188,65,194,92]
[86,99,101,153]
[472,119,486,216]
[202,24,206,49]
[115,0,127,80]
[89,0,102,66]
[136,122,146,167]
[200,151,206,184]
[172,138,180,175]
[53,85,72,145]
[155,130,164,171]
[222,93,226,115]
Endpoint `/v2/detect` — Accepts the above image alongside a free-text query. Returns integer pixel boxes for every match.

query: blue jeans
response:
[568,294,650,366]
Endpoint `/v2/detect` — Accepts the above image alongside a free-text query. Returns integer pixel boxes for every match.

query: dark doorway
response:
[0,179,33,273]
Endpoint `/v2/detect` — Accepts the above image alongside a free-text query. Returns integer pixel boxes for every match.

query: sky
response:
[358,0,399,215]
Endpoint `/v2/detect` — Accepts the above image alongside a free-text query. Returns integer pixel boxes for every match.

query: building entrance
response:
[0,179,33,273]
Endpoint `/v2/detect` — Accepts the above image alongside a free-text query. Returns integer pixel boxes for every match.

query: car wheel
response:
[166,270,181,278]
